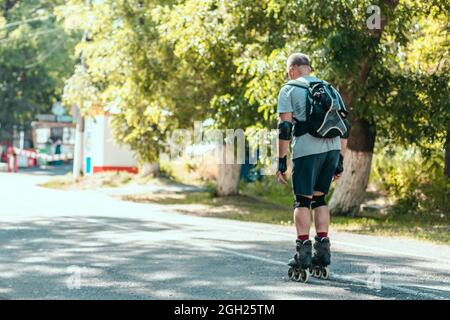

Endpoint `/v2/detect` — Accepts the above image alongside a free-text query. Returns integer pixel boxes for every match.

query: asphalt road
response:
[0,167,449,300]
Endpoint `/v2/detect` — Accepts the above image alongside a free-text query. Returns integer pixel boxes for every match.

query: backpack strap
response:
[285,78,328,138]
[285,79,310,89]
[284,79,312,137]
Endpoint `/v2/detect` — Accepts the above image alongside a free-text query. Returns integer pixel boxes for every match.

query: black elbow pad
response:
[278,121,293,140]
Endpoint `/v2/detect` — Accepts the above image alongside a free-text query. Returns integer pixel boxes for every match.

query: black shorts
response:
[291,150,340,196]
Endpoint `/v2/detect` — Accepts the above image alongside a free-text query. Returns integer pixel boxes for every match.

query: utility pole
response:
[72,0,90,178]
[72,106,84,177]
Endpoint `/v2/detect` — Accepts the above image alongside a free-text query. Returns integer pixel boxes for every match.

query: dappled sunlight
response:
[0,214,448,299]
[0,169,448,299]
[1,0,449,304]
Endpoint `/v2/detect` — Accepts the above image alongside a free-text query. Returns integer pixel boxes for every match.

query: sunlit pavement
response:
[0,167,449,300]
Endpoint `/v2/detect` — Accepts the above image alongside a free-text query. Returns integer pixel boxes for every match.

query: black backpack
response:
[286,79,350,139]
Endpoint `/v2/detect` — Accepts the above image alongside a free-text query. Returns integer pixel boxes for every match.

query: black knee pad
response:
[311,194,326,209]
[294,195,312,209]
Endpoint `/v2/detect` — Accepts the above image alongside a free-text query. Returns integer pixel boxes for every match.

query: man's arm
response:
[333,138,347,180]
[334,87,349,180]
[334,138,347,181]
[279,112,293,157]
[277,112,293,184]
[276,84,294,184]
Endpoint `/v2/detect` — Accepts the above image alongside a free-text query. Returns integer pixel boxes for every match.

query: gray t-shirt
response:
[277,76,341,159]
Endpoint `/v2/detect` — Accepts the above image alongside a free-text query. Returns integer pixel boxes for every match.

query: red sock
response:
[297,234,309,241]
[317,232,328,238]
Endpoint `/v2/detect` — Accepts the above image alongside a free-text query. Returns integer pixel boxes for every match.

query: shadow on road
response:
[0,215,448,299]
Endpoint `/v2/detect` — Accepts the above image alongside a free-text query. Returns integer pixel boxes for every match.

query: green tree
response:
[58,0,213,165]
[59,0,448,204]
[388,11,449,178]
[0,0,79,141]
[60,0,287,193]
[153,0,289,194]
[239,0,449,214]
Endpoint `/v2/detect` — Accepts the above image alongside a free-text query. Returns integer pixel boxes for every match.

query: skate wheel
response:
[312,267,320,278]
[320,266,330,280]
[288,267,295,280]
[294,269,309,282]
[299,269,310,283]
[293,269,301,282]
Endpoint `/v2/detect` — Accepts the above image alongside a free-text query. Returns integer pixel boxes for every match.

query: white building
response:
[83,112,138,175]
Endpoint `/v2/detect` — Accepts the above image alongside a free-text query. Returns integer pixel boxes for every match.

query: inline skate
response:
[311,235,331,279]
[287,240,312,283]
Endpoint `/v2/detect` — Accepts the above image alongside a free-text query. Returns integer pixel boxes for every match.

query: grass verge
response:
[41,172,449,244]
[39,171,170,190]
[124,190,450,245]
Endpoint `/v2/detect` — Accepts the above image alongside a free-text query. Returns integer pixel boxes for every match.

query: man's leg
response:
[309,151,339,277]
[294,195,312,239]
[312,191,329,237]
[292,155,316,241]
[289,194,313,275]
[312,150,340,237]
[311,190,331,277]
[288,156,318,277]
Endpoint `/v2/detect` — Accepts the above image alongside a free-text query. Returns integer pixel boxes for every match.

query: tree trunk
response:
[140,162,160,177]
[73,113,84,178]
[217,163,241,196]
[329,0,398,215]
[445,128,450,179]
[329,118,376,216]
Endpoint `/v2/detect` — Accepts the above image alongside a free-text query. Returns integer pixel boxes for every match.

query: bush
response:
[241,176,293,207]
[158,151,218,185]
[371,143,449,217]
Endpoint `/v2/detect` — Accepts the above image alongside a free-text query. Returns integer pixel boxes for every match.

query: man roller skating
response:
[276,53,350,283]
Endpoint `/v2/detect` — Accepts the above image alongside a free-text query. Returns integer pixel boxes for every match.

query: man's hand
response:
[276,156,288,184]
[277,171,288,184]
[334,153,344,181]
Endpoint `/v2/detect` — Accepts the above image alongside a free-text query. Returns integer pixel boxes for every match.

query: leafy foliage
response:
[57,0,449,198]
[371,143,449,216]
[0,0,79,140]
[58,1,449,155]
